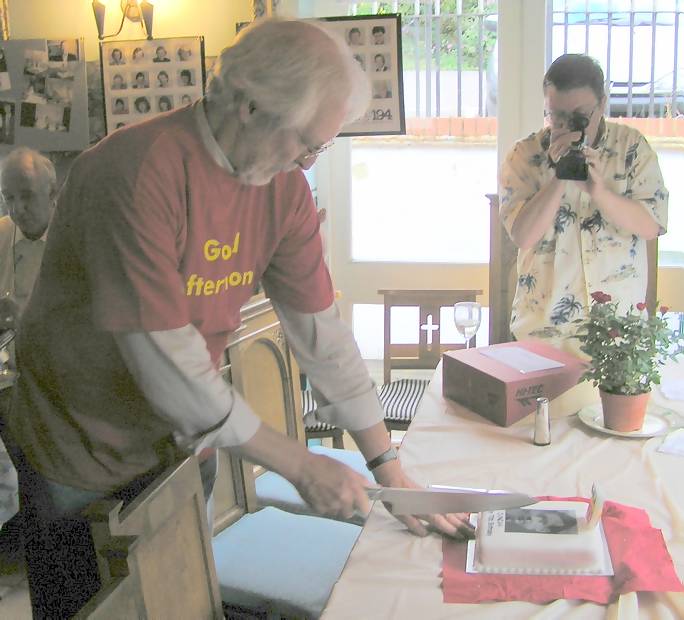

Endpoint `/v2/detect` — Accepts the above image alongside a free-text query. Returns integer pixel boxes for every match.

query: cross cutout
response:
[420,314,439,348]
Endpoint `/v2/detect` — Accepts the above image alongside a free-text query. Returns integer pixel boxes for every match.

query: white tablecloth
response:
[322,363,684,619]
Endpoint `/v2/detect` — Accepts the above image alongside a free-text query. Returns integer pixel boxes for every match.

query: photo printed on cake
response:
[504,508,578,535]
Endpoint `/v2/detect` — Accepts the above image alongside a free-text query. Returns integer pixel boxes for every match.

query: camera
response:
[554,112,590,181]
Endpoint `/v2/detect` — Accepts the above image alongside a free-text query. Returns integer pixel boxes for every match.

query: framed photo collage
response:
[324,14,405,136]
[0,38,89,152]
[100,36,205,135]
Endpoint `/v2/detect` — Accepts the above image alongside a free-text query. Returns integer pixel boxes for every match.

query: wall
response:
[7,0,252,60]
[496,0,545,162]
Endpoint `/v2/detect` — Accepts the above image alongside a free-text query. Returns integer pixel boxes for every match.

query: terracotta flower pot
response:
[599,390,651,432]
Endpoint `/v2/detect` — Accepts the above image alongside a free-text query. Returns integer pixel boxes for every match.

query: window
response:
[350,1,498,265]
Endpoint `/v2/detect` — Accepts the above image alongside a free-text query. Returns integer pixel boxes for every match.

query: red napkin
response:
[442,497,684,604]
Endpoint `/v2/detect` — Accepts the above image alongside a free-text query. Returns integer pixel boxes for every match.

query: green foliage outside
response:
[352,1,497,71]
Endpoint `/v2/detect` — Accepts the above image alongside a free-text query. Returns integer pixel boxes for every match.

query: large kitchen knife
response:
[366,486,536,515]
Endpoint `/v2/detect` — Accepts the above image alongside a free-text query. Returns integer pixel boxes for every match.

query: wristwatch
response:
[366,446,398,471]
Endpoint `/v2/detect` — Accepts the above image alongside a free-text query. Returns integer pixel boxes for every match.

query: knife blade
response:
[366,487,536,515]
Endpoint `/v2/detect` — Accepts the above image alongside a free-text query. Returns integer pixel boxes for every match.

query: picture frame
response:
[100,36,205,135]
[323,14,405,136]
[0,38,89,153]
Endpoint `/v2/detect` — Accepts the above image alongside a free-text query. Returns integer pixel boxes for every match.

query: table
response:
[322,362,684,619]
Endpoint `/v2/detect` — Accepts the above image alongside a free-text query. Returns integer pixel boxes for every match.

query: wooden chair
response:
[210,442,364,619]
[301,377,345,449]
[215,297,369,525]
[378,288,482,430]
[77,457,223,619]
[80,452,362,620]
[487,192,659,343]
[210,450,362,619]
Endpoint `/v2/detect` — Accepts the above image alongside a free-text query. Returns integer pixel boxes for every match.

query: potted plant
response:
[573,291,679,432]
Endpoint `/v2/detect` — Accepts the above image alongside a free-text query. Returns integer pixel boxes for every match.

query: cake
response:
[474,500,608,574]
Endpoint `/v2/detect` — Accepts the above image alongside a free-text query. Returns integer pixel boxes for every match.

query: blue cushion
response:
[212,506,361,619]
[255,446,374,525]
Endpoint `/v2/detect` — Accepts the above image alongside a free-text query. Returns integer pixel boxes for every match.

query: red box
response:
[442,340,586,426]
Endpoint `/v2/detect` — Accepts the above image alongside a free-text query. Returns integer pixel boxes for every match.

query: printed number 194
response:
[370,108,392,121]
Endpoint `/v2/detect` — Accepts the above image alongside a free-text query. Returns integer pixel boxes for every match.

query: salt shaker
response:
[533,397,551,446]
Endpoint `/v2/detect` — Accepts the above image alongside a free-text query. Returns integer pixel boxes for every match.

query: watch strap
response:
[366,446,398,471]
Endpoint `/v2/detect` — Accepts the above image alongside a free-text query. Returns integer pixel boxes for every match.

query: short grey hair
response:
[207,17,371,130]
[0,147,57,194]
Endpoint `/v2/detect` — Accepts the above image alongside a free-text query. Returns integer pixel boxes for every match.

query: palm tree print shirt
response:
[499,121,668,356]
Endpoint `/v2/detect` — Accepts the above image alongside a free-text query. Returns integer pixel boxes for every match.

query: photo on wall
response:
[323,14,405,136]
[0,45,10,91]
[0,38,88,152]
[100,36,205,135]
[0,100,14,144]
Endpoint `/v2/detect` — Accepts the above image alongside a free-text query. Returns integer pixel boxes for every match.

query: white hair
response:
[0,147,57,194]
[207,17,371,129]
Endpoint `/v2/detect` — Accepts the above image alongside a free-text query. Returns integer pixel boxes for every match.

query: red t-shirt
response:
[9,104,333,491]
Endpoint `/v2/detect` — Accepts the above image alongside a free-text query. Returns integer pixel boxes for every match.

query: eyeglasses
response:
[543,103,601,127]
[297,133,335,161]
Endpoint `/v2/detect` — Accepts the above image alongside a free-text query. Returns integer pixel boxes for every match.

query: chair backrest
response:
[378,288,482,384]
[487,192,660,342]
[221,296,305,441]
[215,296,304,530]
[487,194,517,345]
[77,457,225,619]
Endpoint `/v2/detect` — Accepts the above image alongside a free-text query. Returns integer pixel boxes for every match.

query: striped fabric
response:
[302,389,338,432]
[302,389,317,416]
[377,379,429,422]
[302,378,429,428]
[306,420,339,432]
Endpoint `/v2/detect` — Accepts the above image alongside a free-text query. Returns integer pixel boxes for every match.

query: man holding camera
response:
[499,53,668,354]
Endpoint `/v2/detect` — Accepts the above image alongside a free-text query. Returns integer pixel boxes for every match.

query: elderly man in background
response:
[7,18,473,618]
[0,148,56,334]
[0,147,56,567]
[499,54,668,355]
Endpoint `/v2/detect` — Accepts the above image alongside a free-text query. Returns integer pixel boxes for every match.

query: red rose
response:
[636,302,647,311]
[660,305,669,314]
[608,328,620,338]
[591,291,611,303]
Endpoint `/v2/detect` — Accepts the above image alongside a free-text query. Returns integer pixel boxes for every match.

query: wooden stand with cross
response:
[378,289,483,384]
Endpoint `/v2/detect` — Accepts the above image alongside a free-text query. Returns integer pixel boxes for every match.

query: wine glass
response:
[453,302,482,350]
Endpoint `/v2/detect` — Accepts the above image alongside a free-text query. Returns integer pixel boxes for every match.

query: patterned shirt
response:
[499,121,668,356]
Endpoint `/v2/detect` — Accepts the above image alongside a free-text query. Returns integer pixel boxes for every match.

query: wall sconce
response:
[92,1,155,41]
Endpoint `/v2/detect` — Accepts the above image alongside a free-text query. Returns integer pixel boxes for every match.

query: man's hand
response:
[294,451,372,520]
[372,459,475,540]
[572,146,605,197]
[548,127,583,164]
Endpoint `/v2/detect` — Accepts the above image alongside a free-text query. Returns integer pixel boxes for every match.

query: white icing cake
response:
[475,501,607,574]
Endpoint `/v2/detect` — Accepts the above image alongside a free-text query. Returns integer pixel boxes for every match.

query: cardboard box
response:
[442,340,586,426]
